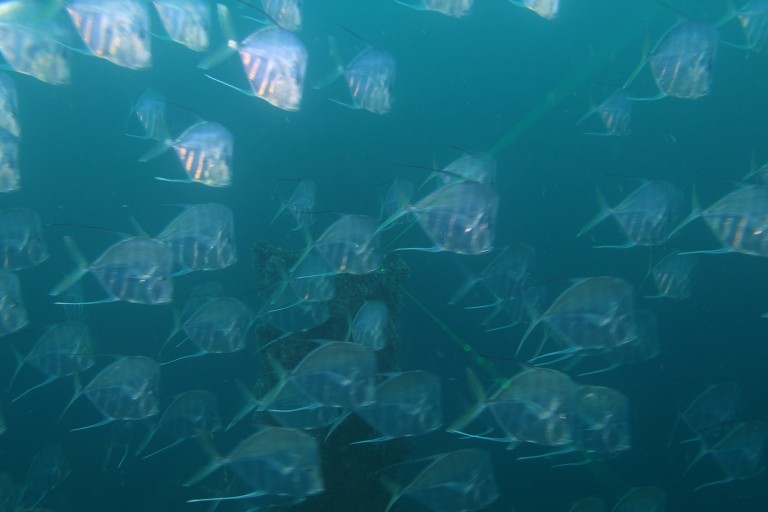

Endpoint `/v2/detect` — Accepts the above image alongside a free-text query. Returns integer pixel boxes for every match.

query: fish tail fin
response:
[324,409,353,442]
[130,216,151,238]
[197,4,239,70]
[184,432,224,487]
[50,236,89,297]
[5,342,24,393]
[623,21,651,90]
[226,379,258,430]
[667,187,701,240]
[716,0,737,28]
[138,140,172,163]
[56,371,83,426]
[134,420,158,456]
[637,249,659,295]
[313,36,345,90]
[665,400,683,447]
[159,309,183,356]
[515,314,543,358]
[743,149,759,181]
[447,368,488,433]
[380,476,403,512]
[577,188,611,237]
[683,443,710,477]
[257,355,289,411]
[270,196,288,225]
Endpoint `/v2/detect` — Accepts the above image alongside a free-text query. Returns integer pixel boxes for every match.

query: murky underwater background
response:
[1,0,768,511]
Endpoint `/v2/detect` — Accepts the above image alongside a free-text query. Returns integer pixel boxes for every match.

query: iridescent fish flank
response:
[0,270,27,337]
[577,89,633,137]
[343,48,396,115]
[203,7,308,112]
[161,122,233,187]
[0,17,70,86]
[510,0,559,20]
[736,0,768,53]
[130,88,170,141]
[157,203,237,272]
[51,236,174,305]
[671,184,768,256]
[0,73,20,138]
[628,20,719,100]
[0,129,20,193]
[0,208,48,270]
[66,0,152,70]
[393,0,473,18]
[262,0,302,32]
[153,0,210,52]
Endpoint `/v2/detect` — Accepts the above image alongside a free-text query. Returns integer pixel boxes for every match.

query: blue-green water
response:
[1,0,768,511]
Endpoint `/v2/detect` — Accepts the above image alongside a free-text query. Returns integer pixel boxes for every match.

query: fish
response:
[668,383,741,446]
[60,356,161,430]
[50,236,174,305]
[392,0,473,18]
[509,0,559,20]
[579,181,685,249]
[19,445,70,509]
[152,0,210,52]
[0,208,48,269]
[568,497,607,512]
[263,341,377,410]
[646,251,697,299]
[312,214,381,275]
[0,0,63,25]
[9,321,95,402]
[156,203,237,272]
[163,296,253,363]
[572,385,632,458]
[351,300,389,351]
[671,184,768,256]
[686,420,768,491]
[489,368,578,448]
[185,426,324,504]
[316,40,396,115]
[200,5,307,111]
[0,16,70,85]
[576,89,632,137]
[0,128,20,193]
[286,252,336,303]
[0,72,20,138]
[350,370,443,443]
[259,286,330,337]
[518,277,637,363]
[611,487,666,512]
[381,177,414,225]
[390,181,498,255]
[450,243,536,329]
[127,88,170,141]
[625,20,719,100]
[383,449,499,512]
[735,0,768,53]
[65,0,152,70]
[261,0,302,32]
[0,269,27,337]
[271,178,316,230]
[437,151,497,187]
[142,121,234,187]
[137,389,221,458]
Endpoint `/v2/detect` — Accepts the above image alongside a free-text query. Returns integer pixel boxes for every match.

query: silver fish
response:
[153,0,210,52]
[66,0,152,70]
[51,236,174,305]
